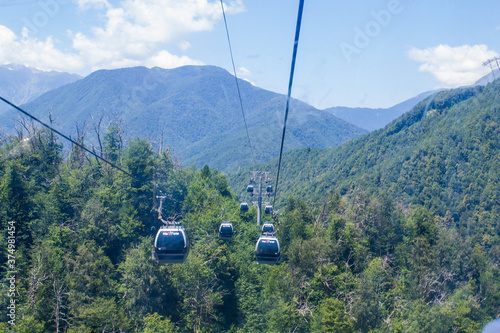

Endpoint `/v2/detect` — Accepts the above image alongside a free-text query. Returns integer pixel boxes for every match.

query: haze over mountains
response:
[473,68,500,86]
[324,90,438,132]
[326,69,500,131]
[0,64,81,110]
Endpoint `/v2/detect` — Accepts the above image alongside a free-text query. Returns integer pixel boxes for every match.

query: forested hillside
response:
[230,80,500,331]
[250,80,500,222]
[1,84,499,332]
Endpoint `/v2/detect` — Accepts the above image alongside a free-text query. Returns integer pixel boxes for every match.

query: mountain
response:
[237,79,500,223]
[229,79,500,331]
[474,68,500,86]
[323,90,438,132]
[3,74,500,332]
[0,64,81,111]
[0,65,366,171]
[326,69,500,132]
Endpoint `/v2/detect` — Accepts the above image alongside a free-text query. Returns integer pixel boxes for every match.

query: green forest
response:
[1,81,500,332]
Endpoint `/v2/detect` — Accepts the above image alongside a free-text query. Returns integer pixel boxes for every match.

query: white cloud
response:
[242,78,255,86]
[237,66,251,76]
[0,0,246,73]
[69,0,246,71]
[0,25,16,45]
[237,67,254,85]
[146,50,204,68]
[0,25,83,72]
[221,0,245,15]
[77,0,111,10]
[407,44,499,87]
[178,41,191,51]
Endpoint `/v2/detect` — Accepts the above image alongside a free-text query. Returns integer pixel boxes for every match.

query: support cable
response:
[273,0,305,208]
[0,96,133,177]
[219,0,256,162]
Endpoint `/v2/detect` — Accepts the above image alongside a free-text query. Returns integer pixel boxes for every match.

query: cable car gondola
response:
[240,202,249,212]
[261,222,274,234]
[266,185,273,193]
[247,185,254,193]
[255,235,281,265]
[218,222,234,239]
[264,205,273,215]
[152,225,189,264]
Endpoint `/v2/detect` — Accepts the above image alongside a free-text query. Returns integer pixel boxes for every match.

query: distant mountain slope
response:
[474,68,500,86]
[0,65,366,171]
[233,80,500,223]
[0,64,81,111]
[326,69,500,132]
[323,90,438,132]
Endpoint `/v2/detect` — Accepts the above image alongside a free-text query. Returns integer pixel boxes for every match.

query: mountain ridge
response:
[0,65,367,171]
[324,70,498,132]
[235,79,500,220]
[323,90,441,131]
[0,64,82,111]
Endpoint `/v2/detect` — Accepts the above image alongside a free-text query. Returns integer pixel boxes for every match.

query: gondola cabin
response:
[240,202,249,212]
[266,185,273,193]
[153,225,189,264]
[247,185,254,193]
[255,235,281,264]
[218,222,234,239]
[261,223,274,234]
[264,205,273,215]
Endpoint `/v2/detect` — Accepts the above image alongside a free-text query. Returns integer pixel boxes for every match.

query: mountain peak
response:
[0,64,366,171]
[0,64,82,107]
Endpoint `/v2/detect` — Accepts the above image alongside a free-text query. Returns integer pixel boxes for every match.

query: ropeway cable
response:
[273,0,305,208]
[0,96,133,177]
[219,0,257,162]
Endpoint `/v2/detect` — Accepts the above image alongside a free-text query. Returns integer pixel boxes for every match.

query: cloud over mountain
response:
[0,0,245,74]
[407,44,498,87]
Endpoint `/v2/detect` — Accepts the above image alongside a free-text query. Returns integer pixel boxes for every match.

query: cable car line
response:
[219,0,256,162]
[254,0,304,265]
[272,0,305,209]
[0,96,133,177]
[1,0,305,266]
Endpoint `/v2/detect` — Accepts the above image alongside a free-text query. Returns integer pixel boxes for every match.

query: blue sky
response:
[0,0,499,108]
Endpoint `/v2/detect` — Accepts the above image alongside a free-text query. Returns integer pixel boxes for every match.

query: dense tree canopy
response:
[1,81,500,332]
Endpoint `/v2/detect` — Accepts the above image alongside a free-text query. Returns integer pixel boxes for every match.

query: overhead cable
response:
[273,0,305,208]
[219,0,257,162]
[0,96,133,177]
